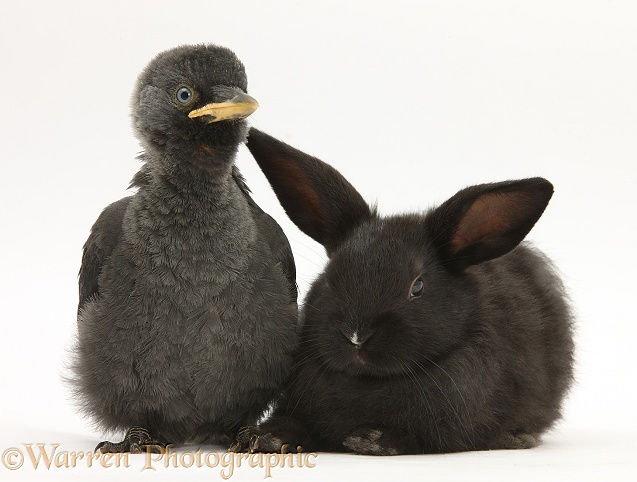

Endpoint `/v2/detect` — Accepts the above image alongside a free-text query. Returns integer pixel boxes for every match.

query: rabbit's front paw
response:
[490,432,540,450]
[343,428,399,456]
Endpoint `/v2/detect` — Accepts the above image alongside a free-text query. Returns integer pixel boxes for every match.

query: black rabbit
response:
[230,128,574,455]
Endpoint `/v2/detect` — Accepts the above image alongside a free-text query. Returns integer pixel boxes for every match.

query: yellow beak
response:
[188,92,259,124]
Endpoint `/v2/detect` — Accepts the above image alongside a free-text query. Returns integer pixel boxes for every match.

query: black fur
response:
[234,129,574,455]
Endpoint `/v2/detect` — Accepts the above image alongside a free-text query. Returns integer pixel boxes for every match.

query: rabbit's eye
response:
[409,278,424,299]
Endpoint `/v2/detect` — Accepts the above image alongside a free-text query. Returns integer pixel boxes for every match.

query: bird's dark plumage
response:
[72,45,298,450]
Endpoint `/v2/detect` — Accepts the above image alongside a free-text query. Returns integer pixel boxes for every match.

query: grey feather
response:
[72,45,298,447]
[78,196,132,311]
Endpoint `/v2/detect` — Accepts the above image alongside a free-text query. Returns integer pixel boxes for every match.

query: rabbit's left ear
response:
[427,178,554,272]
[246,128,373,256]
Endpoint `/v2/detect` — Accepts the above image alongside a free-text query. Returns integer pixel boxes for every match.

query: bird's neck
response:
[129,152,256,253]
[140,148,237,197]
[140,123,246,172]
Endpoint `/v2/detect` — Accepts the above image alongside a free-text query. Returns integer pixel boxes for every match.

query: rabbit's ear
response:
[429,178,554,271]
[247,128,372,255]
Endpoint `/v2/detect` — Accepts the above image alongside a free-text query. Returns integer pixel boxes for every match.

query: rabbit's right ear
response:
[247,128,373,255]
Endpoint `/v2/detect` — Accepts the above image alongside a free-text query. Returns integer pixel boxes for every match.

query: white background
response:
[1,1,636,480]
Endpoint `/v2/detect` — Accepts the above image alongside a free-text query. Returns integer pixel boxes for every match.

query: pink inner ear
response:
[451,191,527,253]
[268,151,325,226]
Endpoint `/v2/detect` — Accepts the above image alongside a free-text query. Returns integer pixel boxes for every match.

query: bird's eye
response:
[409,278,424,299]
[176,86,193,104]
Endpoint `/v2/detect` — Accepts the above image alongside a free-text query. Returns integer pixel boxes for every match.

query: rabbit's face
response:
[301,215,474,378]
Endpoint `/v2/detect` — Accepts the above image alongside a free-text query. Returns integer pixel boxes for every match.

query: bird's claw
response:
[228,425,261,453]
[95,426,166,454]
[228,425,286,453]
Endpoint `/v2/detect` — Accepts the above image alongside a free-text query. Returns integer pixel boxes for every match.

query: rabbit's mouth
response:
[321,325,413,377]
[341,329,376,368]
[352,348,366,365]
[331,347,404,378]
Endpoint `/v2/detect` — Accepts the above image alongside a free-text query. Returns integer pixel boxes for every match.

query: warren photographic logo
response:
[2,444,318,479]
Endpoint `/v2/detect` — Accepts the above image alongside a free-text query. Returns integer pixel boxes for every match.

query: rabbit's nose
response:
[342,329,373,348]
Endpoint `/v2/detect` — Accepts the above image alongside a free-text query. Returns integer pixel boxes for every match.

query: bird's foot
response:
[228,425,260,453]
[95,426,165,454]
[228,425,284,453]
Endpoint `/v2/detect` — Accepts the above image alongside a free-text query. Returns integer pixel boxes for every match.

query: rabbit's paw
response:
[490,432,540,450]
[343,428,399,456]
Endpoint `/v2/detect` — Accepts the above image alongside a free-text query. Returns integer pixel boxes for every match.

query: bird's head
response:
[131,44,258,165]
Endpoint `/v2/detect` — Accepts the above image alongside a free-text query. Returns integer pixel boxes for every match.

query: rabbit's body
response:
[271,242,572,454]
[229,129,574,455]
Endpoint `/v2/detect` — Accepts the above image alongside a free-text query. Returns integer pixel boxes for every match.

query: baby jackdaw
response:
[73,44,298,452]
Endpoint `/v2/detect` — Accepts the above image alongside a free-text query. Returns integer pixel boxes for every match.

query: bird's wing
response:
[232,166,298,301]
[78,196,133,312]
[129,158,152,189]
